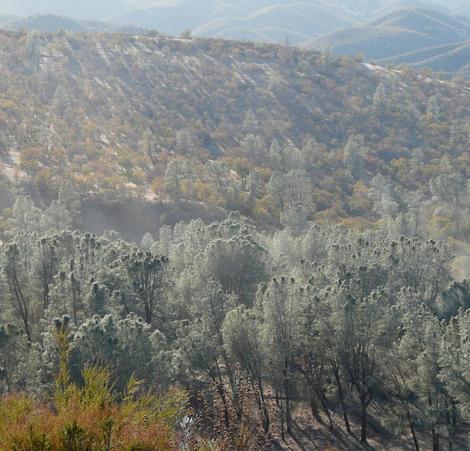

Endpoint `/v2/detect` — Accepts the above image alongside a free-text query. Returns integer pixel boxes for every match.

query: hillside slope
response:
[107,0,361,43]
[310,8,470,56]
[0,31,468,234]
[193,2,360,44]
[2,1,468,48]
[0,0,129,20]
[0,14,148,33]
[309,8,470,76]
[369,0,450,19]
[415,40,470,72]
[380,40,470,76]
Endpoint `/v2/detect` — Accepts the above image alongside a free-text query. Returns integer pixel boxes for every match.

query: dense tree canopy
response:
[0,198,469,448]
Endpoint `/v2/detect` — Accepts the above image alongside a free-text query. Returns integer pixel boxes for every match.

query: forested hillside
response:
[0,29,469,449]
[0,30,468,243]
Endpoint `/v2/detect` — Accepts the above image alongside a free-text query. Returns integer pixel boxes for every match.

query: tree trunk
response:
[11,277,32,343]
[217,384,230,428]
[309,386,321,422]
[332,362,352,435]
[247,373,270,433]
[318,389,333,429]
[432,427,439,451]
[72,289,79,326]
[42,283,50,311]
[284,359,292,435]
[360,398,367,444]
[259,383,270,433]
[446,399,457,451]
[281,399,285,442]
[406,407,420,451]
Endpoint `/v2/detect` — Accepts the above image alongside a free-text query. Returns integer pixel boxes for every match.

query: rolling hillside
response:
[310,8,470,77]
[1,1,469,58]
[0,0,129,20]
[415,40,470,72]
[380,40,470,77]
[368,0,450,19]
[0,30,468,235]
[0,14,148,33]
[107,0,361,43]
[106,0,217,35]
[192,2,360,44]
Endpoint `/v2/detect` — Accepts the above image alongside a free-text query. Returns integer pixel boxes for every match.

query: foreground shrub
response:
[0,320,186,451]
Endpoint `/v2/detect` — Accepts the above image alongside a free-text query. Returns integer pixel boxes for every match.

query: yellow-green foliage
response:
[0,327,186,451]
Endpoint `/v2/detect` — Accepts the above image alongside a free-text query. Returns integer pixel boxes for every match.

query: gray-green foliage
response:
[430,172,469,236]
[440,309,470,423]
[0,324,36,394]
[343,135,366,179]
[1,205,470,447]
[223,305,270,431]
[7,196,41,236]
[267,169,312,212]
[71,313,161,390]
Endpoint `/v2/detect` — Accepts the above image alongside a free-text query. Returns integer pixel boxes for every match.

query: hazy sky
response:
[0,1,282,20]
[0,0,461,22]
[0,0,132,19]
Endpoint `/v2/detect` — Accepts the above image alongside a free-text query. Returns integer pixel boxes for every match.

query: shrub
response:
[0,321,186,451]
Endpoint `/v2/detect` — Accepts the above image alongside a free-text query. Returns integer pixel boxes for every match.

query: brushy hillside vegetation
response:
[0,31,468,242]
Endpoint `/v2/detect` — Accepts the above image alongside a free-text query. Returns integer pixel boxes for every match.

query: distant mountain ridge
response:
[1,1,469,76]
[380,40,470,78]
[0,0,129,20]
[309,8,470,78]
[192,2,360,44]
[368,0,450,19]
[0,14,149,33]
[1,1,469,42]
